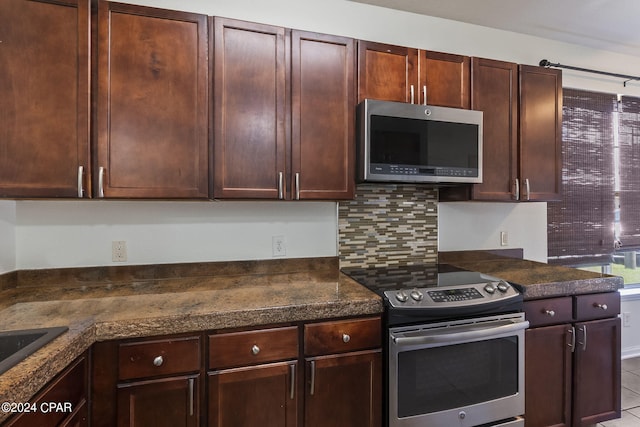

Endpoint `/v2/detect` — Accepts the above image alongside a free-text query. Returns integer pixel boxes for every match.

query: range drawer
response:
[524,297,573,327]
[118,335,201,381]
[574,292,620,322]
[208,326,298,370]
[304,316,381,356]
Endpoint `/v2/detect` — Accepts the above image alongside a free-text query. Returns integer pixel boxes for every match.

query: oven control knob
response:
[410,290,424,301]
[395,291,409,303]
[497,281,510,293]
[458,411,466,420]
[484,283,496,294]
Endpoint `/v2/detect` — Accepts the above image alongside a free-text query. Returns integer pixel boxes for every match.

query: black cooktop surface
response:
[341,263,488,294]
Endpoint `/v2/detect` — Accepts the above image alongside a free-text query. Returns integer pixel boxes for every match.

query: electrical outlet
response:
[500,231,509,246]
[623,312,631,328]
[112,241,127,262]
[272,236,286,257]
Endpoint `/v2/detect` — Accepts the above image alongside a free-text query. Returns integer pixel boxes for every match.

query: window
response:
[547,89,616,266]
[549,89,640,285]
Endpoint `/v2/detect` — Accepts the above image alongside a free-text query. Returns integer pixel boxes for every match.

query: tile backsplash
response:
[338,184,438,268]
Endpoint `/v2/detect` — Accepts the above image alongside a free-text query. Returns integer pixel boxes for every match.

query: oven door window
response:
[397,336,519,417]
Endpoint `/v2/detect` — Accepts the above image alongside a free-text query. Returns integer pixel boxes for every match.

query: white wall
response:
[15,201,337,269]
[438,202,548,263]
[0,201,16,274]
[13,0,640,270]
[621,291,640,359]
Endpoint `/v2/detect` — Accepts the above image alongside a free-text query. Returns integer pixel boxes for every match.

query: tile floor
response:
[597,357,640,426]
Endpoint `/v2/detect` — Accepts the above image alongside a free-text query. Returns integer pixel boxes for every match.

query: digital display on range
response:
[428,288,484,303]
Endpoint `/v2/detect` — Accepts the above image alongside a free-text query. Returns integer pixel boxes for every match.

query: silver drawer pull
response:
[251,345,260,355]
[594,303,608,310]
[544,309,556,317]
[153,356,164,367]
[342,334,351,343]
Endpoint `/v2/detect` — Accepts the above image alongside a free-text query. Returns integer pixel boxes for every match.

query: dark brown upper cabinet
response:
[519,64,563,202]
[440,59,562,202]
[213,18,355,200]
[95,1,209,199]
[357,41,470,109]
[0,0,91,198]
[420,50,470,109]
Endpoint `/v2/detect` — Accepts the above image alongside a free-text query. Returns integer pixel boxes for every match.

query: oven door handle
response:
[391,320,529,347]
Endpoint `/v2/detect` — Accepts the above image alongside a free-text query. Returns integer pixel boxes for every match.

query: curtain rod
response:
[539,59,640,87]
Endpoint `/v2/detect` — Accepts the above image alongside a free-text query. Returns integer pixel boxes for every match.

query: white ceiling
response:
[350,0,640,57]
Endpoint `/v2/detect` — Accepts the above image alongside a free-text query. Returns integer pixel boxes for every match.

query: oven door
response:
[388,313,528,427]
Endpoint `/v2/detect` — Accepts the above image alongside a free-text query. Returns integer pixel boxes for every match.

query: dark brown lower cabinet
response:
[525,325,572,427]
[524,293,621,427]
[304,350,382,427]
[117,375,200,427]
[208,362,298,427]
[4,352,88,427]
[92,318,382,426]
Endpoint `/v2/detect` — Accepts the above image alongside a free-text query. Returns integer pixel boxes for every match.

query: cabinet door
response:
[519,65,562,201]
[213,18,287,199]
[0,0,90,198]
[420,50,470,109]
[4,354,88,427]
[305,350,381,427]
[291,31,355,200]
[573,317,621,426]
[469,57,518,201]
[208,362,297,427]
[357,41,418,103]
[525,325,572,427]
[117,375,199,427]
[96,1,209,199]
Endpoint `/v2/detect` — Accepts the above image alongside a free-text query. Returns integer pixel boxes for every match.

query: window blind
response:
[547,89,616,265]
[618,96,640,249]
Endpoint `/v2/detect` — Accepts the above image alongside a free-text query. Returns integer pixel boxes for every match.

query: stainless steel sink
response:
[0,326,68,375]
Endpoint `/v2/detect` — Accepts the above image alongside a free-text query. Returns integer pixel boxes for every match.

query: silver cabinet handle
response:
[342,333,351,343]
[410,85,415,104]
[77,166,84,198]
[278,172,284,200]
[289,364,296,400]
[577,325,587,351]
[423,85,427,106]
[524,178,531,201]
[594,303,608,310]
[98,166,105,198]
[309,360,316,396]
[544,309,556,317]
[153,356,164,366]
[513,179,520,201]
[188,378,195,416]
[568,327,576,352]
[251,345,260,355]
[295,172,300,200]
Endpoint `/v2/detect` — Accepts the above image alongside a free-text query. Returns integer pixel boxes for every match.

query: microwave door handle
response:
[392,320,530,348]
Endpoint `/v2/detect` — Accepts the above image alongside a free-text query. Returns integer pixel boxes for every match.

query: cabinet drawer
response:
[524,297,573,327]
[304,317,381,356]
[118,336,200,381]
[574,292,620,321]
[209,326,298,369]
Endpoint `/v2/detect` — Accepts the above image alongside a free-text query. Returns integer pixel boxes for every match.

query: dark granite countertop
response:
[440,250,624,299]
[0,257,382,422]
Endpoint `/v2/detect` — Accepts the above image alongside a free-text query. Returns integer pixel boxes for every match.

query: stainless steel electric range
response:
[342,263,529,427]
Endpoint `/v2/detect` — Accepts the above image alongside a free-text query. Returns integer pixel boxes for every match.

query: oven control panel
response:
[384,279,520,309]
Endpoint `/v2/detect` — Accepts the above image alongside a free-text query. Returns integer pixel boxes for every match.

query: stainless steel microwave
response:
[357,99,483,184]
